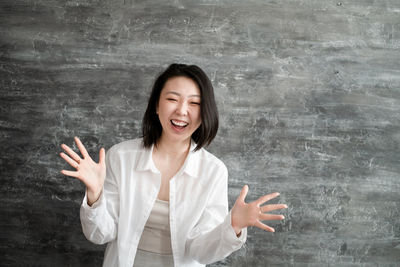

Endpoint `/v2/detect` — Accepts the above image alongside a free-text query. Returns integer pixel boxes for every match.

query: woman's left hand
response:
[231,185,288,235]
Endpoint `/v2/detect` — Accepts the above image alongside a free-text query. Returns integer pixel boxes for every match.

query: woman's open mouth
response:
[171,119,188,130]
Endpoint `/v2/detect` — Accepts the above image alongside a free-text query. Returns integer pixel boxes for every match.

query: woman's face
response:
[157,76,202,144]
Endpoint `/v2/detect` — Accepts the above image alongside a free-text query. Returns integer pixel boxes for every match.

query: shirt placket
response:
[169,176,179,267]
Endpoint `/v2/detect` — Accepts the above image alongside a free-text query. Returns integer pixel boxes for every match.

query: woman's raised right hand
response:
[60,136,106,206]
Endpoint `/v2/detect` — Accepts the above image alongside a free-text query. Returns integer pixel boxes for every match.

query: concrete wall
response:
[1,0,399,266]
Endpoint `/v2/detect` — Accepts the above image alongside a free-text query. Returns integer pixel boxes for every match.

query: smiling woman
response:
[59,63,287,267]
[142,64,219,152]
[156,77,202,146]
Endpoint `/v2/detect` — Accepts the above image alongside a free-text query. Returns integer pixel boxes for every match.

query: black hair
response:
[142,63,219,151]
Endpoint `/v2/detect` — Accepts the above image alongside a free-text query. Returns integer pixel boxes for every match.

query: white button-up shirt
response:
[80,138,247,267]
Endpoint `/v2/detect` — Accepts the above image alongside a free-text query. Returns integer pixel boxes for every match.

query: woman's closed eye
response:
[191,102,200,105]
[167,98,178,102]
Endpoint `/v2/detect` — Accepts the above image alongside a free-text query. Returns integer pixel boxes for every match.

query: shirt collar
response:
[135,139,201,178]
[182,140,200,178]
[135,142,159,173]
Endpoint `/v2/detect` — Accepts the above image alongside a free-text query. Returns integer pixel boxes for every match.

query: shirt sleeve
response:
[79,147,120,245]
[185,164,247,264]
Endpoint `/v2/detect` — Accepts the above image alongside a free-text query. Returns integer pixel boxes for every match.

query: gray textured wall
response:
[1,0,399,266]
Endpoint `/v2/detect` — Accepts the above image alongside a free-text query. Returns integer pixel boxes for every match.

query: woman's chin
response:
[163,130,192,143]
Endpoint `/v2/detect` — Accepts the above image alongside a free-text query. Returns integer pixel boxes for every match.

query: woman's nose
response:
[176,102,188,115]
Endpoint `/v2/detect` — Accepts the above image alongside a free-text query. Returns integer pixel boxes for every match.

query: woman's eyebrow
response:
[166,91,201,98]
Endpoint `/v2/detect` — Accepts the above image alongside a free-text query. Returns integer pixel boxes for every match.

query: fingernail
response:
[284,204,288,208]
[281,215,285,219]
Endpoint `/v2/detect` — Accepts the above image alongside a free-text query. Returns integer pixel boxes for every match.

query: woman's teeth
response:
[171,120,188,127]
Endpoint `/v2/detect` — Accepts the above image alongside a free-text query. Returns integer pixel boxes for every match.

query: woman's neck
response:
[155,135,191,158]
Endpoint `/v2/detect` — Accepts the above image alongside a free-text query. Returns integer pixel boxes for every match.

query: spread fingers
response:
[74,136,89,159]
[255,221,275,232]
[60,169,79,179]
[261,204,288,213]
[61,144,82,162]
[255,192,280,206]
[60,152,80,169]
[259,213,285,221]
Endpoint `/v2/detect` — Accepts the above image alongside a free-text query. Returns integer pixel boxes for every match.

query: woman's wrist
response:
[233,226,242,236]
[231,214,242,236]
[87,188,102,206]
[235,229,242,237]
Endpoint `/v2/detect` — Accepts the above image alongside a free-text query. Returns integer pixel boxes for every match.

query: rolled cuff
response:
[222,210,247,248]
[80,189,105,219]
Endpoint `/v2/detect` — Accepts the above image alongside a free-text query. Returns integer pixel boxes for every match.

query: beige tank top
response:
[137,199,173,255]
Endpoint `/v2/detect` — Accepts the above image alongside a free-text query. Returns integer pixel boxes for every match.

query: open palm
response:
[231,185,288,234]
[60,136,106,205]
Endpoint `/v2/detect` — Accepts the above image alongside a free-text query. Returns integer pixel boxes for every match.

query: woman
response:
[60,64,287,267]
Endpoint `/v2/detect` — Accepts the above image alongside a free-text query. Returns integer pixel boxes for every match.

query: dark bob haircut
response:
[142,63,219,151]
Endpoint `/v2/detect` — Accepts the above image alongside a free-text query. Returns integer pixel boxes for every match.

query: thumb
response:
[99,147,106,165]
[237,185,249,203]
